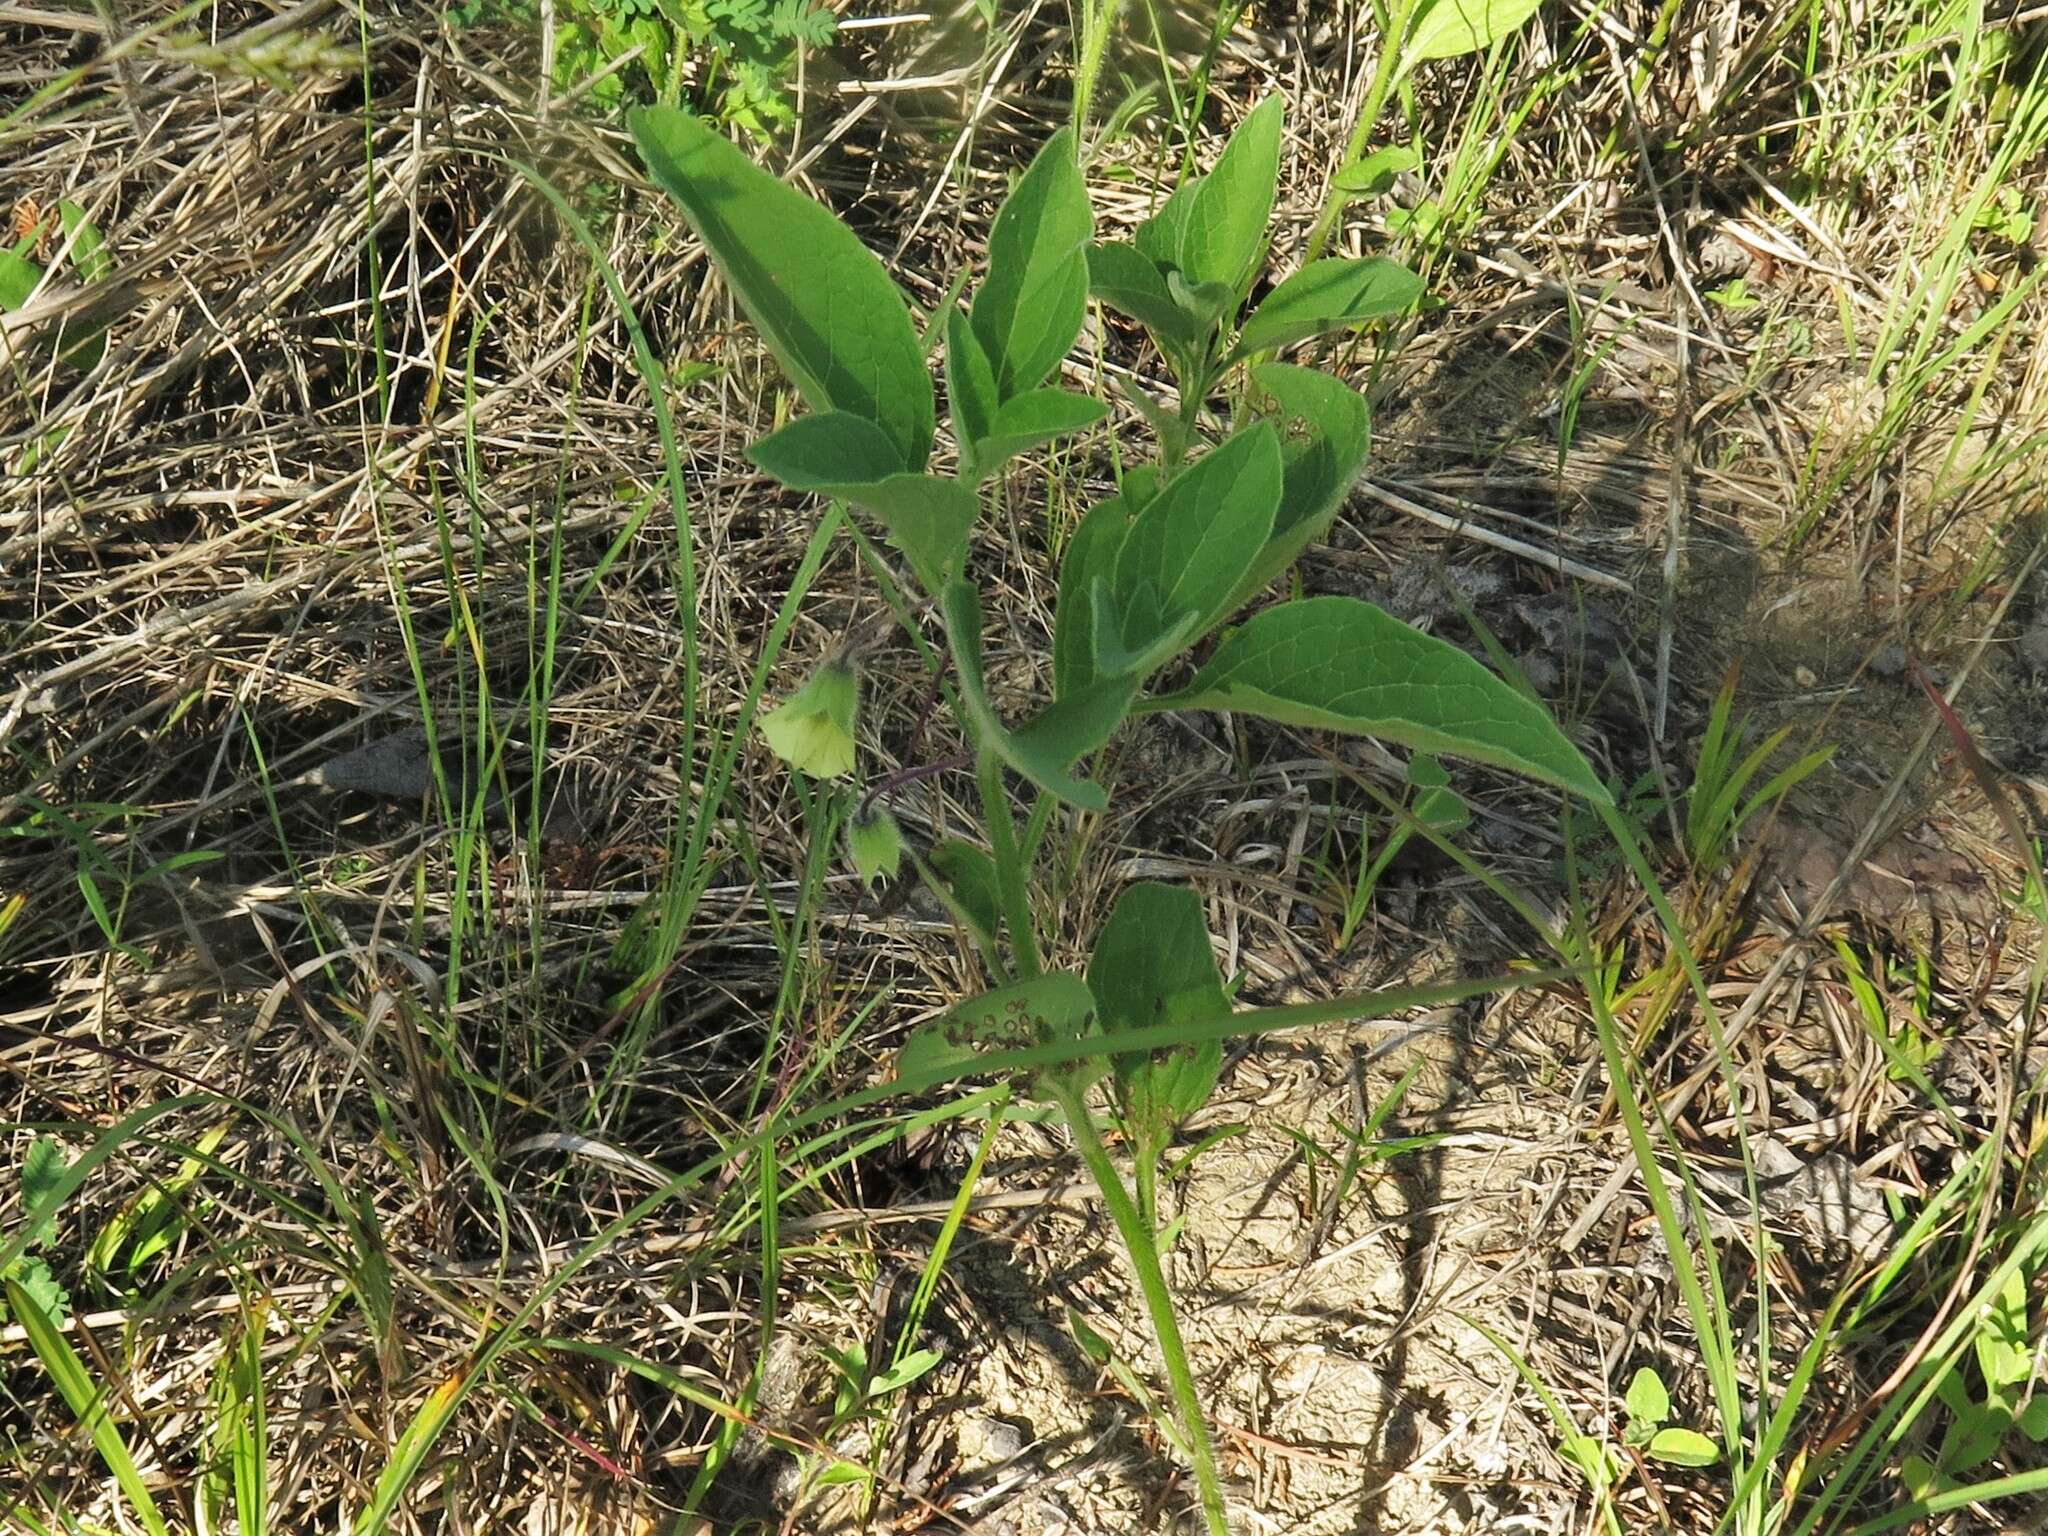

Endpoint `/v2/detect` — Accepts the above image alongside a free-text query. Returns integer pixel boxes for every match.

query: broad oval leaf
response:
[897,971,1098,1084]
[750,418,978,592]
[629,105,934,470]
[1225,363,1371,610]
[1145,596,1611,803]
[1334,145,1422,198]
[1111,421,1282,652]
[1054,489,1143,699]
[925,838,1003,944]
[1089,240,1199,344]
[975,388,1107,469]
[971,128,1093,400]
[1136,95,1283,301]
[1231,257,1424,358]
[749,410,903,488]
[1402,0,1544,68]
[1088,882,1226,1143]
[946,307,1000,457]
[1624,1368,1670,1432]
[1644,1427,1721,1468]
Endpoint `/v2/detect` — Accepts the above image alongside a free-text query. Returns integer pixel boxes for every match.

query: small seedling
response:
[1901,1265,2048,1499]
[1684,668,1832,875]
[1834,939,1941,1085]
[3,1135,71,1326]
[1622,1366,1722,1467]
[1334,752,1470,947]
[629,98,1611,1532]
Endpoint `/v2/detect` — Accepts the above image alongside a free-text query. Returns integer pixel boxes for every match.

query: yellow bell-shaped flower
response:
[759,659,859,779]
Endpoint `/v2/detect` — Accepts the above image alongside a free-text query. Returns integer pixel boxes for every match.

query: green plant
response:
[1623,1365,1721,1468]
[1303,0,1546,264]
[1331,752,1469,947]
[451,0,834,131]
[1900,1262,2048,1501]
[628,99,1609,1531]
[1683,669,1832,875]
[2,197,111,425]
[2,1136,70,1327]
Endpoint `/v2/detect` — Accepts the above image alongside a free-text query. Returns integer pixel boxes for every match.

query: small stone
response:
[1793,664,1819,688]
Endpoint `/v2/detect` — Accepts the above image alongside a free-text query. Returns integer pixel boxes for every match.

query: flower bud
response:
[759,659,859,779]
[846,806,905,888]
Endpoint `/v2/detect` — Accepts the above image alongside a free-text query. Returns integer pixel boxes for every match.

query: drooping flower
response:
[759,658,859,779]
[845,806,905,888]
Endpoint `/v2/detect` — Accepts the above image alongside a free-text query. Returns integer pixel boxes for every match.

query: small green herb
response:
[631,98,1608,1535]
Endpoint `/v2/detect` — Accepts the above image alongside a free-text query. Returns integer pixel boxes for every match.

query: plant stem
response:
[1047,1077,1231,1536]
[1071,0,1133,147]
[1302,0,1414,265]
[976,745,1041,978]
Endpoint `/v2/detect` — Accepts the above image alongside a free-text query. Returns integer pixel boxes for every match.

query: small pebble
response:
[1793,663,1819,688]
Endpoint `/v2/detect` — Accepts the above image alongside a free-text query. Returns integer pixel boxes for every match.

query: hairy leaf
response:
[972,128,1092,400]
[630,105,934,469]
[1111,422,1282,651]
[897,971,1097,1082]
[1145,596,1611,802]
[1054,489,1143,699]
[749,416,977,590]
[1135,95,1282,301]
[1230,256,1422,358]
[1402,0,1544,69]
[975,388,1107,468]
[1088,883,1226,1142]
[1088,240,1200,344]
[1226,364,1371,607]
[945,307,1000,455]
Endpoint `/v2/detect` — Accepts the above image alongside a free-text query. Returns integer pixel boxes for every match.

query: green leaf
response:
[749,409,904,487]
[749,416,979,591]
[1054,488,1143,699]
[943,580,1111,810]
[1089,240,1200,343]
[1623,1368,1670,1435]
[1559,1433,1618,1487]
[1644,1426,1721,1467]
[211,1318,269,1536]
[1088,883,1226,1142]
[2017,1395,2048,1442]
[945,307,1000,457]
[21,1135,65,1248]
[0,248,44,313]
[926,838,1002,942]
[1402,0,1544,69]
[1136,94,1283,301]
[1977,1264,2032,1397]
[972,127,1092,400]
[629,105,934,469]
[869,1347,943,1397]
[974,388,1107,468]
[897,971,1098,1082]
[58,201,109,284]
[1145,596,1611,803]
[13,1255,68,1322]
[1230,257,1423,358]
[1938,1401,2012,1475]
[1111,421,1282,652]
[1333,145,1421,198]
[1227,364,1371,608]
